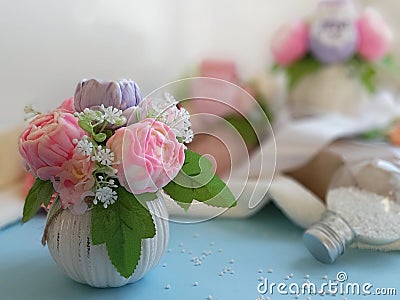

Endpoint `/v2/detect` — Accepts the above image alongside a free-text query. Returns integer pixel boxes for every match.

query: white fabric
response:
[169,91,400,232]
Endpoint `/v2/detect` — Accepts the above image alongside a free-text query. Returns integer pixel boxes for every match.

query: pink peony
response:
[57,97,75,113]
[271,21,309,66]
[357,8,393,61]
[52,151,95,215]
[107,118,185,194]
[19,110,85,180]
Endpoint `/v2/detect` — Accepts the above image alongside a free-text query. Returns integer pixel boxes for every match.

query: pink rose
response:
[271,21,309,66]
[190,59,254,118]
[107,119,185,194]
[357,8,393,61]
[57,97,75,113]
[19,110,84,180]
[52,151,95,215]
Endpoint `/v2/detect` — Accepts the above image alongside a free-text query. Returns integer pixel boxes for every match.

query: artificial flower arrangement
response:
[271,0,394,94]
[19,78,236,284]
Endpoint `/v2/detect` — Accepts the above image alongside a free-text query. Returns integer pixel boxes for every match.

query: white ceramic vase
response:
[45,193,169,288]
[290,65,368,116]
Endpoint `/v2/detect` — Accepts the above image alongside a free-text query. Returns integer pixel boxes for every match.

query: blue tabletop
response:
[1,204,399,300]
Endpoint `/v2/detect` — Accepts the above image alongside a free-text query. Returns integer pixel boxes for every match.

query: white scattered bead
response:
[305,274,310,279]
[193,281,199,286]
[289,273,294,278]
[230,270,235,274]
[268,269,273,273]
[219,272,223,276]
[167,249,172,253]
[181,249,186,253]
[229,259,235,264]
[258,276,264,281]
[179,243,183,247]
[207,296,213,300]
[258,269,263,273]
[165,284,171,289]
[306,297,311,300]
[295,295,300,299]
[284,275,290,280]
[322,274,328,280]
[218,249,222,253]
[193,233,199,238]
[188,251,192,255]
[266,297,270,300]
[162,263,167,267]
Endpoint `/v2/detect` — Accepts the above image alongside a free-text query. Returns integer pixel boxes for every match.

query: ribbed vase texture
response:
[46,195,169,288]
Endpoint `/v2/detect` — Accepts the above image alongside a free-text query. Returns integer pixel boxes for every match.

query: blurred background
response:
[1,0,399,129]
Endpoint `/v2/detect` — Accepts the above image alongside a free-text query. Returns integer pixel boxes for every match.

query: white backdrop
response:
[0,0,398,129]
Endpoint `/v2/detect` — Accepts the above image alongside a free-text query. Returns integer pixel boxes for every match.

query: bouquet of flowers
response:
[271,0,394,93]
[19,78,236,280]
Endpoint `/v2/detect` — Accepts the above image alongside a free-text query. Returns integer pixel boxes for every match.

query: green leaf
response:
[163,149,236,210]
[91,204,119,245]
[285,56,322,89]
[78,119,94,135]
[106,223,142,278]
[117,187,156,239]
[94,132,107,143]
[193,175,236,208]
[361,128,387,140]
[22,178,54,223]
[348,56,377,93]
[91,186,156,278]
[224,115,258,148]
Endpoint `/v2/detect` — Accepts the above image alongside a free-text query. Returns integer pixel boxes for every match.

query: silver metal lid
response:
[303,224,345,264]
[303,211,355,264]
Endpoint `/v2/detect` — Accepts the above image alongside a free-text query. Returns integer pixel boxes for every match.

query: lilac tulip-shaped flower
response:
[74,79,142,112]
[309,0,358,64]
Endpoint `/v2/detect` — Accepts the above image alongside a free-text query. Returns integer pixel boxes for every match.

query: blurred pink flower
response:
[19,110,84,180]
[52,151,95,215]
[107,119,185,194]
[271,21,309,66]
[57,97,75,113]
[190,59,254,118]
[357,8,393,61]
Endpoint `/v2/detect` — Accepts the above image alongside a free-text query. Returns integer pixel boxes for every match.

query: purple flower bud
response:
[309,0,357,64]
[74,79,142,112]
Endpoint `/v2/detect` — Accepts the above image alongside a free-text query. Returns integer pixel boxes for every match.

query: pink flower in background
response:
[107,119,185,194]
[19,110,84,180]
[52,151,95,215]
[190,59,254,118]
[200,59,238,82]
[57,97,75,113]
[357,8,393,61]
[271,21,309,66]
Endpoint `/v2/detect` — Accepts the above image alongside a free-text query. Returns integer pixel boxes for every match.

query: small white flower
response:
[94,146,115,166]
[94,186,117,208]
[76,135,93,156]
[138,93,193,143]
[101,104,125,125]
